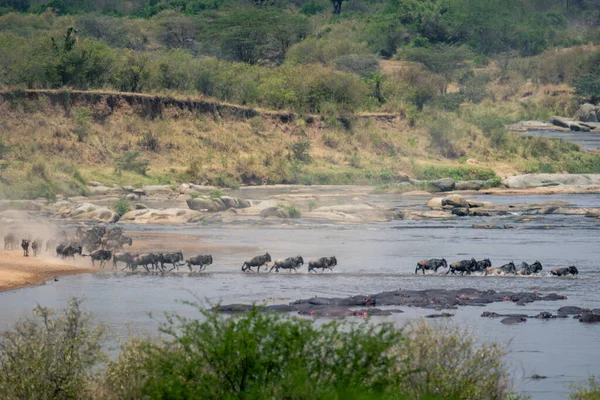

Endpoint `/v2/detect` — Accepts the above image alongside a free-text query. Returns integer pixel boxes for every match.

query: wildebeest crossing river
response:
[1,192,599,400]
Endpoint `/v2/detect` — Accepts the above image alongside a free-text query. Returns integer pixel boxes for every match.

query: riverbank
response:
[0,250,91,292]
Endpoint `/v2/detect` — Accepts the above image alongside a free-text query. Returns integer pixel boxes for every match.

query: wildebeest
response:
[102,235,133,252]
[31,239,42,257]
[187,254,213,272]
[45,239,56,252]
[112,252,139,270]
[241,253,272,272]
[517,261,543,276]
[485,261,516,275]
[86,249,113,268]
[415,258,447,274]
[551,266,579,277]
[308,256,338,273]
[131,253,161,272]
[269,256,304,273]
[160,251,184,271]
[446,258,477,275]
[3,233,16,250]
[56,244,83,258]
[472,258,492,273]
[21,239,31,257]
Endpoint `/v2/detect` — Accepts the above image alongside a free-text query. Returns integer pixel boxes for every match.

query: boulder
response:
[455,180,488,191]
[451,207,470,217]
[425,197,444,209]
[186,197,227,212]
[140,185,173,195]
[220,196,251,209]
[57,203,120,223]
[429,178,455,192]
[574,103,599,123]
[135,203,148,210]
[125,193,139,201]
[119,208,204,224]
[88,185,111,195]
[178,183,190,194]
[442,194,468,208]
[550,116,590,132]
[260,206,290,219]
[502,174,600,189]
[188,184,217,194]
[396,210,455,220]
[0,200,44,212]
[88,181,105,187]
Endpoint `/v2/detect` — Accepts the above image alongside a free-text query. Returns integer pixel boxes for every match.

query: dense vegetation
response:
[0,299,524,399]
[1,0,600,195]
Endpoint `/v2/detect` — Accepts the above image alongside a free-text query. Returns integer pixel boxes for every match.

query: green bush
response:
[571,376,600,400]
[208,188,223,198]
[100,304,518,400]
[0,298,104,400]
[280,204,302,218]
[114,151,150,176]
[289,140,311,163]
[414,165,497,181]
[114,197,131,215]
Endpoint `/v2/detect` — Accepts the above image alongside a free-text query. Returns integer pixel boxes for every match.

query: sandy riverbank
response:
[0,250,92,292]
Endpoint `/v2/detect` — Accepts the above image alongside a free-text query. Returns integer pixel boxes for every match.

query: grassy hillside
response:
[1,87,598,200]
[0,1,600,199]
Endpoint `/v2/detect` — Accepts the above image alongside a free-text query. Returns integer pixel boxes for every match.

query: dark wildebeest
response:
[160,251,184,271]
[132,253,161,272]
[31,239,42,257]
[447,258,477,275]
[3,233,16,250]
[472,258,492,273]
[21,239,31,257]
[187,255,213,272]
[415,258,447,274]
[308,256,338,273]
[241,253,272,272]
[112,252,139,270]
[551,266,579,277]
[269,256,304,273]
[46,239,56,252]
[57,244,83,258]
[517,261,543,276]
[485,261,516,275]
[87,249,113,268]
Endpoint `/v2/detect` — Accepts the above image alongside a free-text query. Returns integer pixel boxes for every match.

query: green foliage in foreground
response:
[0,299,538,400]
[572,376,600,400]
[0,298,105,400]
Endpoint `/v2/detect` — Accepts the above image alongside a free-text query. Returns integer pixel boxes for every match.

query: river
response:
[0,193,599,399]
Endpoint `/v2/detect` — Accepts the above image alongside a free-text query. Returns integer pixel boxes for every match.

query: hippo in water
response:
[551,266,578,277]
[415,258,447,274]
[501,317,527,325]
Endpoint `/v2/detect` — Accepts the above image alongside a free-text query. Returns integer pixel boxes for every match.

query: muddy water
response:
[1,193,599,399]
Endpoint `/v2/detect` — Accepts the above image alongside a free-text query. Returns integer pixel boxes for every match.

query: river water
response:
[1,193,599,399]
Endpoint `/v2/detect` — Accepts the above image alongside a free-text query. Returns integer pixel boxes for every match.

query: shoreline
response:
[0,250,92,293]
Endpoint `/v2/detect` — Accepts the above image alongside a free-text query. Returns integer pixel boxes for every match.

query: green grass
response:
[413,164,497,181]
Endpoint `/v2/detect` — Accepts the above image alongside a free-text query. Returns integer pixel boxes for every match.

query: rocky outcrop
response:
[56,203,120,223]
[260,206,290,219]
[455,180,490,191]
[119,208,204,224]
[550,116,590,132]
[502,174,600,189]
[306,204,392,223]
[186,196,250,212]
[429,178,455,192]
[574,103,600,123]
[187,197,227,212]
[442,194,468,208]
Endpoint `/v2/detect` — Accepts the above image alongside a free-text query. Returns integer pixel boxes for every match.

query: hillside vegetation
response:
[1,0,600,198]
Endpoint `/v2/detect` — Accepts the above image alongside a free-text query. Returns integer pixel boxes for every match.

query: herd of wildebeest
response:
[3,226,579,277]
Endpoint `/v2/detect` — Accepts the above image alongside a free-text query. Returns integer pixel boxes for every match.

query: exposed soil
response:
[0,250,91,292]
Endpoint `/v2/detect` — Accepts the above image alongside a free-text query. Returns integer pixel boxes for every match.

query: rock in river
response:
[429,178,455,192]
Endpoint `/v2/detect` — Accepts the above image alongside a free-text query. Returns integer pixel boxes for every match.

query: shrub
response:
[289,140,311,163]
[138,130,159,152]
[73,107,91,142]
[571,376,600,400]
[0,298,104,400]
[414,165,497,181]
[334,54,380,78]
[101,304,518,400]
[114,151,150,175]
[280,204,302,218]
[114,197,131,215]
[208,188,223,198]
[426,113,463,159]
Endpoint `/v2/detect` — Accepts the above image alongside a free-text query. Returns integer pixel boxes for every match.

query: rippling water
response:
[1,193,599,399]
